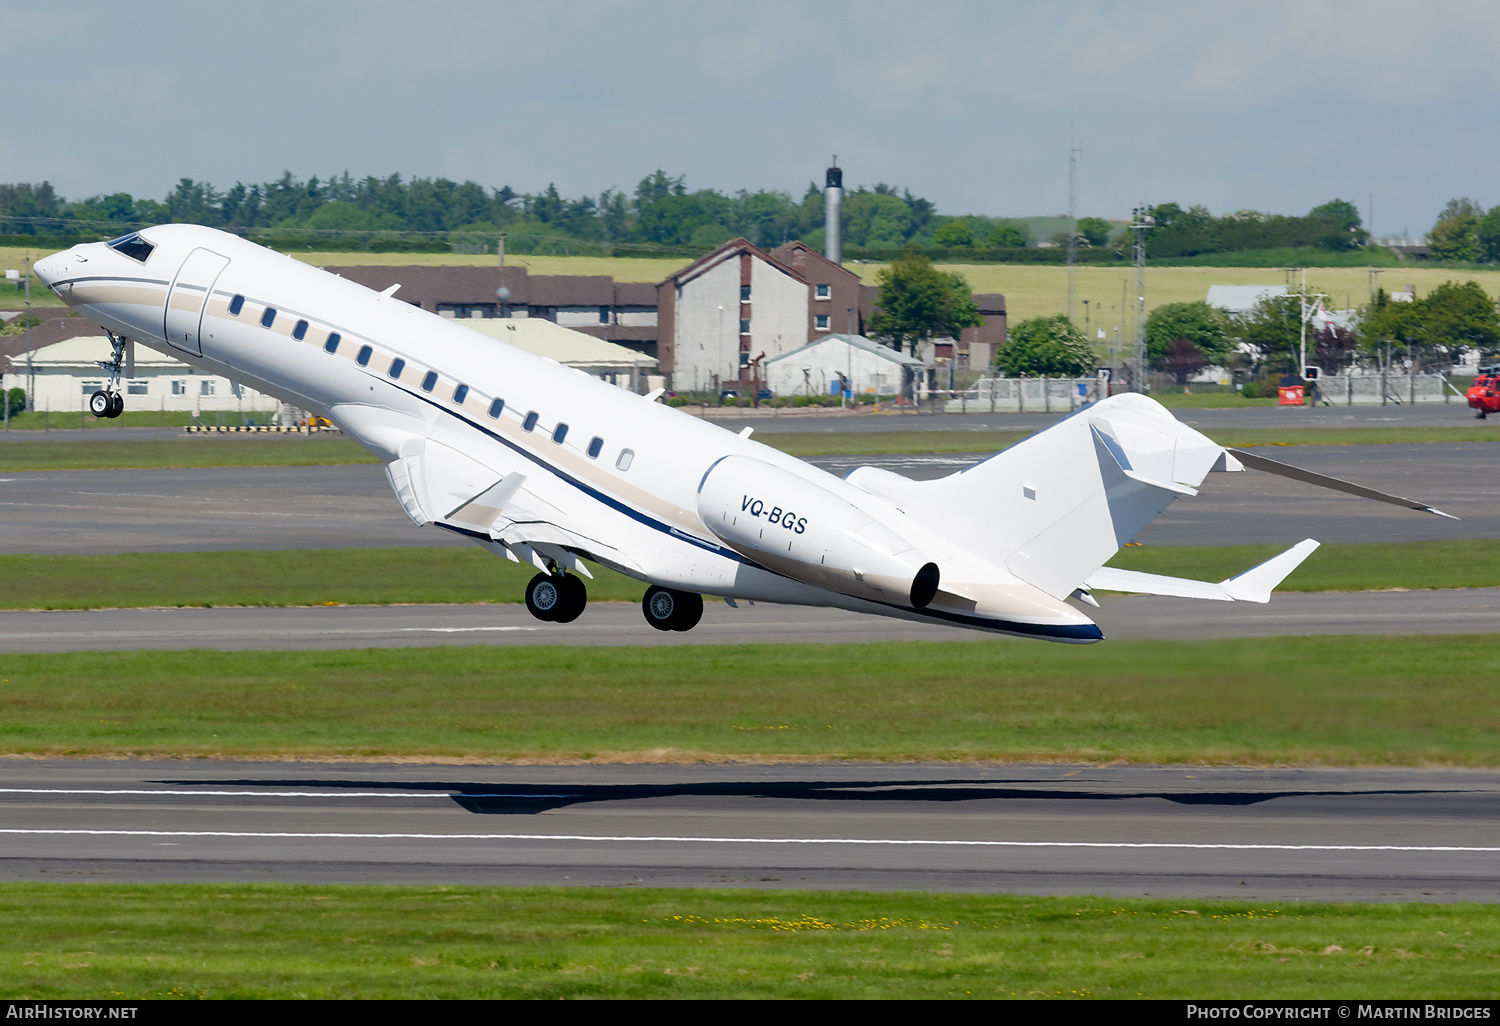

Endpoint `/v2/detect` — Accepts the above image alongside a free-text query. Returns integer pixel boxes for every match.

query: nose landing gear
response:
[89,330,131,419]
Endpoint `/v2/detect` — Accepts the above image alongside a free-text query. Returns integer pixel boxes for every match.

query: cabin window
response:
[453,384,469,405]
[356,345,373,366]
[552,423,568,444]
[616,448,634,471]
[523,411,539,432]
[488,397,504,418]
[421,371,438,392]
[292,319,309,341]
[228,295,245,316]
[587,436,603,459]
[106,233,155,263]
[324,332,340,354]
[260,307,277,328]
[388,358,406,379]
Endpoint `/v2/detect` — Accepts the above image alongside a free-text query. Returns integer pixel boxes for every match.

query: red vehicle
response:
[1468,365,1500,419]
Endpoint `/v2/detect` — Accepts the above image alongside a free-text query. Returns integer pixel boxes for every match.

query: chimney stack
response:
[824,160,843,265]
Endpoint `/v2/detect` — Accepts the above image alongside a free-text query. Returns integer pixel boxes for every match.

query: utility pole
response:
[1130,206,1153,392]
[1066,141,1081,324]
[23,257,33,411]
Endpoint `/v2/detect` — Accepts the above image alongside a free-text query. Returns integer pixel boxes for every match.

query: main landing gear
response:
[89,330,131,419]
[524,571,587,623]
[642,586,703,632]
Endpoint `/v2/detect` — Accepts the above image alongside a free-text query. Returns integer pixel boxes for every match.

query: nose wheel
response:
[90,330,131,419]
[88,390,124,419]
[524,572,586,623]
[642,586,703,632]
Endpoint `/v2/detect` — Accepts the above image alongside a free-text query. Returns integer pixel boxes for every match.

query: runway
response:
[0,587,1494,653]
[1,760,1496,901]
[0,442,1494,554]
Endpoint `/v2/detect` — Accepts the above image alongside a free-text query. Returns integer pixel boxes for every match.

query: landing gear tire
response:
[525,572,587,623]
[88,390,113,418]
[551,574,587,624]
[107,393,124,418]
[525,573,562,622]
[642,586,703,632]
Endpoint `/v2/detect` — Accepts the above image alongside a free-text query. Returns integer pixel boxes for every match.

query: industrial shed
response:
[764,333,924,399]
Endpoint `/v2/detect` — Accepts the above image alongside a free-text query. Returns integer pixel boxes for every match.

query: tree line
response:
[1136,282,1499,384]
[0,172,958,254]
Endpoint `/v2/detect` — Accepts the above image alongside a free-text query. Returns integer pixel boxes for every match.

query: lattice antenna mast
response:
[1066,141,1081,323]
[1130,205,1154,393]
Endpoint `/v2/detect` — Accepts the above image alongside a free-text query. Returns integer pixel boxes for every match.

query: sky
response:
[4,0,1498,237]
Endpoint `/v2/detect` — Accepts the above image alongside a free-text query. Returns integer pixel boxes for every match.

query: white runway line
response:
[399,626,539,633]
[0,828,1495,852]
[0,789,574,799]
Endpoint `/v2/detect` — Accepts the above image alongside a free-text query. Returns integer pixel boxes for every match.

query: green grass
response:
[0,409,260,431]
[1,636,1497,763]
[760,426,1496,457]
[0,422,1492,471]
[1,884,1495,999]
[0,548,643,610]
[0,539,1492,613]
[0,435,377,471]
[1107,539,1500,593]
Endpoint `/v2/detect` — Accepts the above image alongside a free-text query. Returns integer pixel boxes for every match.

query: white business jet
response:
[31,226,1453,643]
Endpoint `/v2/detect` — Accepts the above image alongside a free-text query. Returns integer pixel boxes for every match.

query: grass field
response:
[1,884,1494,999]
[0,424,1493,471]
[0,539,1493,612]
[1,636,1496,764]
[11,244,1500,322]
[0,435,378,471]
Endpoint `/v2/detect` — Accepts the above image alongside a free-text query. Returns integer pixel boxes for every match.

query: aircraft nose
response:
[32,252,66,289]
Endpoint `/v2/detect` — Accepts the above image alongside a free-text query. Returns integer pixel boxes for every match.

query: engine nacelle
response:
[697,455,939,608]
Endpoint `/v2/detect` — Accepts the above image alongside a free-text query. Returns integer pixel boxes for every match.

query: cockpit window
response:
[105,233,155,263]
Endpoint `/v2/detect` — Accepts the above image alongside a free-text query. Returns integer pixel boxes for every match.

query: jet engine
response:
[697,455,939,608]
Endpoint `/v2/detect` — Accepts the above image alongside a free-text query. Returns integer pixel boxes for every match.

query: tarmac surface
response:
[3,410,1496,900]
[0,587,1495,653]
[1,760,1496,901]
[0,442,1492,554]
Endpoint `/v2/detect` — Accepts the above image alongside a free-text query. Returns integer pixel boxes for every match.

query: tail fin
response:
[845,394,1232,599]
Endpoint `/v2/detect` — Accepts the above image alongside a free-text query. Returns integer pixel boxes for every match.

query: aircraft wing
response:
[1084,538,1320,603]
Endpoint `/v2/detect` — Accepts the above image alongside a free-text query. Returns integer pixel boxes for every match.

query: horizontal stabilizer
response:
[1229,448,1457,519]
[1084,538,1320,604]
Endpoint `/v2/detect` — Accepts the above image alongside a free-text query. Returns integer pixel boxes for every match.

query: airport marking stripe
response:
[0,790,573,799]
[0,829,1495,852]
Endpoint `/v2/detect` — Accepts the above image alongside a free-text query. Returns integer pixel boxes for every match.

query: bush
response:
[4,387,24,418]
[1240,381,1260,399]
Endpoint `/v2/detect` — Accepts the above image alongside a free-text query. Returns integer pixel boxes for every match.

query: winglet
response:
[1219,538,1320,603]
[643,388,665,403]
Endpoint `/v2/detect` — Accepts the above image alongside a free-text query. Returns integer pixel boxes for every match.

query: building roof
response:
[461,317,656,370]
[1206,284,1288,315]
[16,335,192,368]
[662,237,809,289]
[764,333,924,369]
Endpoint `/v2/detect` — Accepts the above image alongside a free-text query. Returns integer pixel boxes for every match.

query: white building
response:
[764,333,925,399]
[462,317,657,390]
[2,335,278,414]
